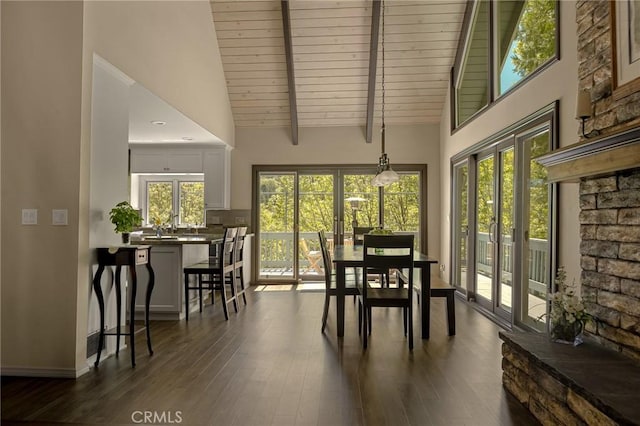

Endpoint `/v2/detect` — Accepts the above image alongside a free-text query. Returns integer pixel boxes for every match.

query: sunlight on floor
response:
[254,285,294,292]
[296,283,325,291]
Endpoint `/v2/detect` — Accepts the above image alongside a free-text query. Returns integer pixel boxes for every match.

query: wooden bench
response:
[412,270,456,336]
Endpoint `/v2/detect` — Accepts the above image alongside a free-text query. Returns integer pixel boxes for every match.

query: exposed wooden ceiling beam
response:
[281,0,298,145]
[365,0,381,144]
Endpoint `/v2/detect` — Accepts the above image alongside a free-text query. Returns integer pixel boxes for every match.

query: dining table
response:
[332,245,438,339]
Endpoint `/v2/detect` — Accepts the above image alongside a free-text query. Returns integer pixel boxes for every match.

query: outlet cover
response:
[235,216,246,224]
[52,209,68,226]
[21,209,38,225]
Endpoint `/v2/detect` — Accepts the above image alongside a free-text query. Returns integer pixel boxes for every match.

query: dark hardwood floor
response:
[2,287,538,425]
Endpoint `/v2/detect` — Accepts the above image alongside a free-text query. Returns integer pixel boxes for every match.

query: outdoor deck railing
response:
[258,231,548,294]
[476,232,548,296]
[258,231,419,271]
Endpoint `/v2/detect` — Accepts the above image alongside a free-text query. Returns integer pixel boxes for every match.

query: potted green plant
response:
[109,201,142,244]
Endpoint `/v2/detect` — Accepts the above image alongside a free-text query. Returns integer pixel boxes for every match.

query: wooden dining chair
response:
[353,226,390,287]
[357,234,415,349]
[319,230,359,333]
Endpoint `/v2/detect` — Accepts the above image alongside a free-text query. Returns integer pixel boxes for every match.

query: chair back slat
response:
[235,226,247,263]
[318,230,332,284]
[363,234,414,278]
[222,227,237,266]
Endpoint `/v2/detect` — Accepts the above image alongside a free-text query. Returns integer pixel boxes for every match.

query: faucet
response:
[170,212,179,233]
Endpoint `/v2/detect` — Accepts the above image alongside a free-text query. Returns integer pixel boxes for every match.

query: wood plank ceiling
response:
[211,0,466,133]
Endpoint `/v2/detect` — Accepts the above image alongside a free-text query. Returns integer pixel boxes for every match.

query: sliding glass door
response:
[255,165,426,284]
[298,173,334,279]
[451,108,555,330]
[517,128,552,331]
[258,173,295,280]
[474,143,513,321]
[452,162,469,293]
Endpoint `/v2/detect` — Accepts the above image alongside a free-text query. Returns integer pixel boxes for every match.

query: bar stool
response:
[234,226,248,305]
[183,227,238,320]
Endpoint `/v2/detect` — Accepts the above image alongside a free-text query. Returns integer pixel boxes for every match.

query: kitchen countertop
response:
[130,234,223,245]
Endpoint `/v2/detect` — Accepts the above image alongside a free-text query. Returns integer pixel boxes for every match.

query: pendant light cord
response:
[381,0,386,154]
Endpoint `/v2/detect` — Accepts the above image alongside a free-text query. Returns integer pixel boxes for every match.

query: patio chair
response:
[301,238,323,274]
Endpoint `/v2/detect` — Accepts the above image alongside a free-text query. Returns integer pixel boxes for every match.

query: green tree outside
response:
[148,182,172,225]
[511,0,556,77]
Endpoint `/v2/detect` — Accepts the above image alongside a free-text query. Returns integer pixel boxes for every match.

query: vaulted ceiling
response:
[211,0,466,142]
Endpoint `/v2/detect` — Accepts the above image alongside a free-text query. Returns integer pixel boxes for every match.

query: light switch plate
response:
[52,209,68,226]
[21,209,38,225]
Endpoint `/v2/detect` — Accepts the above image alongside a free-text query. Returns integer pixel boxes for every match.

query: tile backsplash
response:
[206,209,251,230]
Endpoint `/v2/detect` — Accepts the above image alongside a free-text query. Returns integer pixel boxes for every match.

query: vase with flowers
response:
[548,267,591,346]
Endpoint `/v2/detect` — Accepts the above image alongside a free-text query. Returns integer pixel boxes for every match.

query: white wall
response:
[439,0,581,283]
[85,57,132,360]
[1,0,235,377]
[233,124,441,256]
[82,1,234,146]
[2,1,84,377]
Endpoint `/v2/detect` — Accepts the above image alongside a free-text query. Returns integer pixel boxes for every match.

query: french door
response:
[257,169,379,282]
[451,109,555,330]
[256,166,424,283]
[474,142,514,321]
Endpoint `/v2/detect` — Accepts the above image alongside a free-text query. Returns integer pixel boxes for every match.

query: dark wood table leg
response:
[336,263,346,337]
[93,265,106,367]
[114,265,122,356]
[421,266,431,339]
[447,293,456,336]
[129,265,137,367]
[145,262,154,355]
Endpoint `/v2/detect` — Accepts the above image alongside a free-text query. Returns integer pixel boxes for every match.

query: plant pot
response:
[121,232,130,244]
[550,318,583,346]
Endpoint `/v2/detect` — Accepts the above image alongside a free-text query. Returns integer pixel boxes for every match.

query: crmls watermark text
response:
[131,411,183,424]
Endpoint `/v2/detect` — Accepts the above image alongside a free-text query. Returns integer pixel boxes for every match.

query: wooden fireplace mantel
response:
[536,127,640,182]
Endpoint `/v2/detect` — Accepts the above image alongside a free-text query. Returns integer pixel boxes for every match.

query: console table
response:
[92,246,155,367]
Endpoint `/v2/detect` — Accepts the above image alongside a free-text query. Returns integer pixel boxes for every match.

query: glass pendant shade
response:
[378,168,399,185]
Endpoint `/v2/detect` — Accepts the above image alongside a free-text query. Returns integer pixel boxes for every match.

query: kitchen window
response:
[137,175,205,227]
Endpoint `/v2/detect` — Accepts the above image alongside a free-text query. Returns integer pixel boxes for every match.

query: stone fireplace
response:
[579,168,640,359]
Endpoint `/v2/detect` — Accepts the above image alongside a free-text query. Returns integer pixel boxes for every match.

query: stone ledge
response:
[499,331,640,425]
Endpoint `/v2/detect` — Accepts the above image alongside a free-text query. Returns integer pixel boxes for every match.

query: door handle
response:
[488,217,497,243]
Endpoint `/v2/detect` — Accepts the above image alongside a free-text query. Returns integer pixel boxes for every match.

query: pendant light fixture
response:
[372,0,399,187]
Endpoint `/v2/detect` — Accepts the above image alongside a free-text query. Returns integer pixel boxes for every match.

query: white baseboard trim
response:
[2,366,80,379]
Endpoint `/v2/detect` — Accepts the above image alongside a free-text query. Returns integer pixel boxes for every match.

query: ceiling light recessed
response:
[150,120,166,126]
[182,137,194,141]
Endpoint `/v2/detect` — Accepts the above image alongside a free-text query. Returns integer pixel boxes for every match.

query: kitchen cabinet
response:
[203,147,231,210]
[133,244,208,320]
[130,149,203,173]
